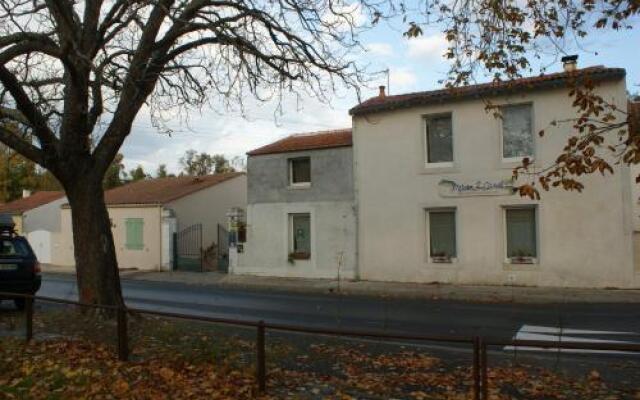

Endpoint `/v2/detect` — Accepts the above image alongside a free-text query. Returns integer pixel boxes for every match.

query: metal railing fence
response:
[2,291,639,400]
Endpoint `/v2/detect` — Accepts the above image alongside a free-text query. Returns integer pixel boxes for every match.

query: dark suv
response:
[0,215,41,310]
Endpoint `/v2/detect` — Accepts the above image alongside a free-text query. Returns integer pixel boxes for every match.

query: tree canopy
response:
[180,150,236,176]
[0,0,369,307]
[400,0,638,197]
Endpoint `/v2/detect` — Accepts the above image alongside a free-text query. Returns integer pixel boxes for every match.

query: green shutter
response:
[291,214,311,254]
[429,211,456,258]
[506,208,536,258]
[125,218,144,250]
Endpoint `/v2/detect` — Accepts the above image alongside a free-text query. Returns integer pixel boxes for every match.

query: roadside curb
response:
[42,271,640,304]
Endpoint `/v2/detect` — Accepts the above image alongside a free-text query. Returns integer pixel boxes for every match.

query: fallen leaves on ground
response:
[267,343,640,399]
[2,309,639,399]
[0,339,260,400]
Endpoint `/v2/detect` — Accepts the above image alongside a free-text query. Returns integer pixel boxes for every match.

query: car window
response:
[0,239,30,257]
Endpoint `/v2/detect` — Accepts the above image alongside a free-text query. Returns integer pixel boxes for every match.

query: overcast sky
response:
[120,18,640,175]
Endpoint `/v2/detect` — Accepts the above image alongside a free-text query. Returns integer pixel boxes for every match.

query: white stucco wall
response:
[22,196,67,234]
[353,79,638,288]
[21,197,67,264]
[56,205,163,270]
[631,164,640,230]
[235,201,357,279]
[167,174,247,248]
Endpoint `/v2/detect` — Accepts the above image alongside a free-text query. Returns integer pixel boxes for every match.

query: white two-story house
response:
[235,129,357,279]
[350,65,638,288]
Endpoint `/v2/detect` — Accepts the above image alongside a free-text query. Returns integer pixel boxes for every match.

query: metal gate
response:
[217,224,229,273]
[173,224,203,272]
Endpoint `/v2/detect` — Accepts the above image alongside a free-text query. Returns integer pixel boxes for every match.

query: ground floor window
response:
[505,207,537,263]
[289,213,311,260]
[125,218,144,250]
[428,209,456,262]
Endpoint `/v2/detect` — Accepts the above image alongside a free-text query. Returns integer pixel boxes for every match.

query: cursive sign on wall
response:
[438,178,515,197]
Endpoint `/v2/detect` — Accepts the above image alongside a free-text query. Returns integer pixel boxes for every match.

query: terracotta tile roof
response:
[629,100,640,136]
[103,172,244,205]
[247,128,352,156]
[0,191,64,215]
[350,67,626,116]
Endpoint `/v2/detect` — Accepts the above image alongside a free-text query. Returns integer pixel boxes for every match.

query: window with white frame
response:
[288,157,311,186]
[505,207,537,263]
[502,104,533,159]
[425,114,453,164]
[289,213,311,259]
[428,209,457,262]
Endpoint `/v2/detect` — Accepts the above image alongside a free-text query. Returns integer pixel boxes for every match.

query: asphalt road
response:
[37,273,640,347]
[3,273,640,390]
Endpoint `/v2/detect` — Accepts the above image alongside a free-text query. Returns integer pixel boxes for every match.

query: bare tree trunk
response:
[66,176,124,308]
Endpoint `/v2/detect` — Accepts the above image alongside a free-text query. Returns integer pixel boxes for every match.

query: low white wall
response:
[23,197,67,234]
[235,201,357,279]
[28,230,52,263]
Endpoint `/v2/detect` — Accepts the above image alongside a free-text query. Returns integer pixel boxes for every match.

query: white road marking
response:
[518,324,636,336]
[504,325,640,355]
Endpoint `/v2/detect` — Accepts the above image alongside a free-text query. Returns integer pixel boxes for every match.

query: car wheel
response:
[14,298,26,311]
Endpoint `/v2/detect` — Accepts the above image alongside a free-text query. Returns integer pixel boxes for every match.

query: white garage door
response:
[27,230,52,263]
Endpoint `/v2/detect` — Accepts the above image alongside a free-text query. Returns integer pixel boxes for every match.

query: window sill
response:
[427,258,460,269]
[420,163,458,175]
[503,258,538,270]
[500,157,534,170]
[430,256,457,264]
[507,256,536,264]
[287,183,311,190]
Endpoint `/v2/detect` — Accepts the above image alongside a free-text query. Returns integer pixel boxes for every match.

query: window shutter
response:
[125,218,144,250]
[506,209,536,257]
[429,211,456,257]
[291,214,311,254]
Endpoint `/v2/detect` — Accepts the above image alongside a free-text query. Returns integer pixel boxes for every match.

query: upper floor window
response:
[289,157,311,187]
[502,104,533,160]
[425,114,453,164]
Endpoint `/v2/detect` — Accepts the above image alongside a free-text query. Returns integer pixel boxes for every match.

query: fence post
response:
[472,336,480,400]
[256,320,266,393]
[117,306,129,361]
[480,338,488,400]
[25,296,33,342]
[172,233,178,271]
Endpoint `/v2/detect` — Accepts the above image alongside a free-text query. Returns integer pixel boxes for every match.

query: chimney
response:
[561,55,578,72]
[378,85,386,98]
[22,189,31,198]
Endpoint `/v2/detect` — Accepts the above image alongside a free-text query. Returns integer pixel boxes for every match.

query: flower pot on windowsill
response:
[511,257,535,264]
[510,256,535,264]
[290,252,310,260]
[431,252,453,263]
[510,250,535,264]
[288,252,310,264]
